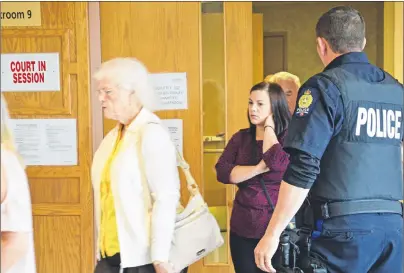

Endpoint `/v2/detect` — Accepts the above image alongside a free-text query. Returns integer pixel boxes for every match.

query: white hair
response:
[265,71,301,88]
[93,57,159,112]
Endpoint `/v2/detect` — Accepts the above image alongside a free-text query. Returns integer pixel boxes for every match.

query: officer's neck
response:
[323,49,362,67]
[322,52,342,67]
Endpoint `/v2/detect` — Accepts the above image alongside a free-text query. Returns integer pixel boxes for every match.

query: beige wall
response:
[254,1,384,83]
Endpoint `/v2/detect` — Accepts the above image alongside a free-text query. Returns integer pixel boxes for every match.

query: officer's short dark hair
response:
[316,6,366,53]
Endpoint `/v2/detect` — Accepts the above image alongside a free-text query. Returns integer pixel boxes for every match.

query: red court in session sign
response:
[1,52,60,92]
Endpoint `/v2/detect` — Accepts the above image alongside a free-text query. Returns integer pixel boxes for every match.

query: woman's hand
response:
[263,114,279,152]
[153,262,174,273]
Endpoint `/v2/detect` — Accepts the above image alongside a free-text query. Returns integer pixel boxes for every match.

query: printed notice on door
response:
[151,72,188,110]
[1,53,61,92]
[161,119,183,165]
[10,119,78,166]
[1,2,41,27]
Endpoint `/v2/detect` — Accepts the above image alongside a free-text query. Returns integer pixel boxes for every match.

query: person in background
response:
[265,72,301,114]
[1,94,37,273]
[255,6,403,273]
[264,74,273,82]
[265,72,302,229]
[92,57,186,273]
[215,82,291,273]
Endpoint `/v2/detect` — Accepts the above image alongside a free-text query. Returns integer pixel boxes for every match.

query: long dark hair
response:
[247,81,291,164]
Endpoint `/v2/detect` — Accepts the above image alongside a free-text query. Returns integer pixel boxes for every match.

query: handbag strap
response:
[259,178,275,211]
[139,122,200,196]
[260,178,297,231]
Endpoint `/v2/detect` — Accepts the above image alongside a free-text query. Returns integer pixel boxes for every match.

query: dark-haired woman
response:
[215,82,291,273]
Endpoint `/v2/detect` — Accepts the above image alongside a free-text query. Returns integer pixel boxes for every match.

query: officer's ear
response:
[361,38,367,51]
[316,37,328,57]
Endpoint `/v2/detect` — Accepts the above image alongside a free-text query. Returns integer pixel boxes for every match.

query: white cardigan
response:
[91,109,180,268]
[1,148,37,273]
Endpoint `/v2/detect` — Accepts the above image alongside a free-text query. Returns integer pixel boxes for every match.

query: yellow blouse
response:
[99,125,124,258]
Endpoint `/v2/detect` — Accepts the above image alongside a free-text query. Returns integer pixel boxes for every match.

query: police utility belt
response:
[314,199,403,220]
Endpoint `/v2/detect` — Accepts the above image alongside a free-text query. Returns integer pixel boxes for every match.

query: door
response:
[201,7,229,273]
[263,32,288,77]
[97,2,257,273]
[201,2,257,273]
[1,2,94,273]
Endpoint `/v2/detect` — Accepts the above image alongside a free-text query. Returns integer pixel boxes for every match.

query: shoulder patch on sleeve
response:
[294,89,319,117]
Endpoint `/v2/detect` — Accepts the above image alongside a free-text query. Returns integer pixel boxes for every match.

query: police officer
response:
[254,6,403,273]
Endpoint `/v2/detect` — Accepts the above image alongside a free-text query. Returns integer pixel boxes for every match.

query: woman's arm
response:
[216,131,268,184]
[229,161,268,184]
[1,232,29,271]
[141,124,180,265]
[262,129,290,172]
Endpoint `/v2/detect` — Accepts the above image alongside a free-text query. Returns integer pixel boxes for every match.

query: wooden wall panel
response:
[1,29,73,115]
[1,2,93,273]
[30,178,80,204]
[201,13,226,207]
[252,13,264,84]
[33,216,81,273]
[384,2,404,83]
[224,2,253,139]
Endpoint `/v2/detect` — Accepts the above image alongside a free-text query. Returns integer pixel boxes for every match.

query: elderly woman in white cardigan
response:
[92,58,185,273]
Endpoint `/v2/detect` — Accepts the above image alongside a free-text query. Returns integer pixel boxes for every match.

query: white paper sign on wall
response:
[1,52,61,92]
[151,72,188,110]
[161,119,183,166]
[9,118,77,166]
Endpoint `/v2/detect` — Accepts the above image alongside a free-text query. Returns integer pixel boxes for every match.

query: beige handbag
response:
[139,123,224,273]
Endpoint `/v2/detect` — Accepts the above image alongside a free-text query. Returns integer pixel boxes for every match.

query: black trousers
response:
[230,232,281,273]
[94,253,188,273]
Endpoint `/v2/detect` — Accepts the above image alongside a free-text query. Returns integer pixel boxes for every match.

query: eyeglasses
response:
[97,89,113,97]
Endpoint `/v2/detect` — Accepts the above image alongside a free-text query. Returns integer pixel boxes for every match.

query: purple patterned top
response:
[215,128,290,239]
